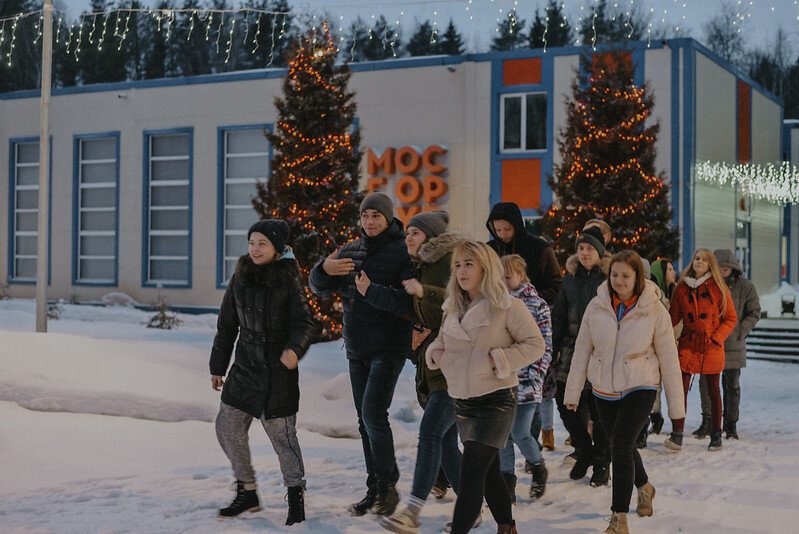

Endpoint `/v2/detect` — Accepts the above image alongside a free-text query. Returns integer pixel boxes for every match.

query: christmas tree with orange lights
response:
[253,24,362,340]
[542,51,679,265]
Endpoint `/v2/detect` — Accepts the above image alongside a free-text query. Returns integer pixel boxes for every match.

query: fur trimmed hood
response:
[417,232,469,265]
[565,251,612,276]
[234,253,301,287]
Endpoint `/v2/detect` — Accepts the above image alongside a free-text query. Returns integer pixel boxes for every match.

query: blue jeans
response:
[500,402,543,474]
[349,356,405,485]
[529,398,554,448]
[411,390,462,500]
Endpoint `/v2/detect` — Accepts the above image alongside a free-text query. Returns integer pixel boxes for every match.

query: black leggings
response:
[450,441,513,534]
[595,389,657,513]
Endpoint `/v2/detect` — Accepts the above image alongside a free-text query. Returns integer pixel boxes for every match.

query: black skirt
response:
[454,387,517,449]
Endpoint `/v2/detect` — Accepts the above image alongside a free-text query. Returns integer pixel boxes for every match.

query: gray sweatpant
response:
[215,401,306,488]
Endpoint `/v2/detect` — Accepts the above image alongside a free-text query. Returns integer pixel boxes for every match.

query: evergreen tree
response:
[253,24,363,340]
[172,0,211,76]
[439,19,464,55]
[362,15,400,60]
[241,0,295,68]
[141,2,171,79]
[121,1,145,80]
[342,16,370,62]
[579,0,645,45]
[529,0,572,48]
[0,0,41,92]
[79,1,128,85]
[53,14,81,87]
[541,52,679,264]
[406,20,438,57]
[491,9,526,52]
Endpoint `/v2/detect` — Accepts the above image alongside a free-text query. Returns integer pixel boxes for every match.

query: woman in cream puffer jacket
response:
[565,251,684,534]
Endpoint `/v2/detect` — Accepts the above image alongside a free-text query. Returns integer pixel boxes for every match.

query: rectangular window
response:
[219,126,270,285]
[144,129,192,287]
[9,139,46,283]
[500,92,547,152]
[74,135,118,284]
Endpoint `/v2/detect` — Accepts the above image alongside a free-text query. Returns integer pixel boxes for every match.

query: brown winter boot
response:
[636,481,655,517]
[542,429,555,451]
[496,522,519,534]
[604,512,628,534]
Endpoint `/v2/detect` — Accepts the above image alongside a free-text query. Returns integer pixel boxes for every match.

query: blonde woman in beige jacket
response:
[426,241,544,534]
[565,251,684,534]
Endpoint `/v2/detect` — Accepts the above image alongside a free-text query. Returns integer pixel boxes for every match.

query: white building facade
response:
[0,38,784,309]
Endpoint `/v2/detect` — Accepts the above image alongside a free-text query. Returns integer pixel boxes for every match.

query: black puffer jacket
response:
[486,202,562,305]
[552,254,608,382]
[210,254,316,419]
[309,218,414,360]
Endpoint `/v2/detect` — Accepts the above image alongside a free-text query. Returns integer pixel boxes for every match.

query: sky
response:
[41,0,799,60]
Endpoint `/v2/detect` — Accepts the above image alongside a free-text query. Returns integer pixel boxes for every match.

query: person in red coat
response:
[664,249,736,452]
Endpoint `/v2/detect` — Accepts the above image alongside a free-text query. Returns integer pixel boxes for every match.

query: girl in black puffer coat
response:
[210,219,315,525]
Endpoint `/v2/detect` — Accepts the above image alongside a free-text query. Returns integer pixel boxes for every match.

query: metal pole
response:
[36,0,54,333]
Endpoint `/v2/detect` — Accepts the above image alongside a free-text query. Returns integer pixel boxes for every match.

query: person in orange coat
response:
[664,249,736,452]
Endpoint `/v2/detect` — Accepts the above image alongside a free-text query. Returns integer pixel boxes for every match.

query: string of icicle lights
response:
[694,160,799,205]
[0,0,708,68]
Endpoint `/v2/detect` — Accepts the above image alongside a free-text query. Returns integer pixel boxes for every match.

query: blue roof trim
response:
[1,39,779,105]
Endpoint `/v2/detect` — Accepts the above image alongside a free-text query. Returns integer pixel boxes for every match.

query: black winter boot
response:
[589,463,610,487]
[692,415,711,438]
[725,422,739,440]
[529,462,548,500]
[523,459,534,474]
[219,481,261,517]
[347,485,377,516]
[708,430,723,451]
[502,471,517,504]
[664,431,683,452]
[372,479,400,516]
[649,412,664,435]
[570,453,591,480]
[431,467,450,499]
[285,486,305,525]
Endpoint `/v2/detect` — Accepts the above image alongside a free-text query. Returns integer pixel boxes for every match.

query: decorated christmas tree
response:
[253,24,362,340]
[542,51,679,264]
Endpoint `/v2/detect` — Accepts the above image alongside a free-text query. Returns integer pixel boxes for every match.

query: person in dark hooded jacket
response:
[485,202,562,305]
[552,225,611,487]
[210,219,315,525]
[694,249,760,440]
[309,192,414,518]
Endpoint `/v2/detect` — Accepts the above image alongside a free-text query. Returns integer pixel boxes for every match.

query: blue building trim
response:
[215,123,273,290]
[7,136,52,286]
[681,45,695,269]
[141,127,194,289]
[71,131,121,287]
[781,121,799,283]
[670,45,681,234]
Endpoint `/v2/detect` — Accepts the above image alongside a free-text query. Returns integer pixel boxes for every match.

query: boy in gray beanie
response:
[360,192,395,225]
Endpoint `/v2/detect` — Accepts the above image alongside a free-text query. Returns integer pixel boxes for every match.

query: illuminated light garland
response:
[694,161,799,205]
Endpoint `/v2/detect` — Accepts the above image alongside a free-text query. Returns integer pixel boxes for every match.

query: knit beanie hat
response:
[360,192,394,224]
[407,210,449,239]
[248,219,290,252]
[576,226,606,257]
[641,258,652,281]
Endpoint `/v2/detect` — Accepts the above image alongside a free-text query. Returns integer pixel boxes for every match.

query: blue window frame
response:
[142,127,193,288]
[216,124,272,288]
[8,137,51,284]
[72,132,120,286]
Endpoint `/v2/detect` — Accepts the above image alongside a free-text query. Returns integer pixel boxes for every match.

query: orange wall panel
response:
[502,159,541,210]
[503,58,542,86]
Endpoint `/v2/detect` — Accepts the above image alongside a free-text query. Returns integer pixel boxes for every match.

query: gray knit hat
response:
[407,210,449,239]
[248,219,290,252]
[360,192,394,223]
[576,226,606,257]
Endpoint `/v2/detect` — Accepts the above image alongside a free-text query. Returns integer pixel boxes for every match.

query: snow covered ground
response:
[1,299,799,533]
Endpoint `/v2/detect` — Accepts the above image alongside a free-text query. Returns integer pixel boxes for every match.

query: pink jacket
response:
[426,293,545,400]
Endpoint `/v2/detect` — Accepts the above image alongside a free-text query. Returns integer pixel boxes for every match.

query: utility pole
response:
[36,0,54,333]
